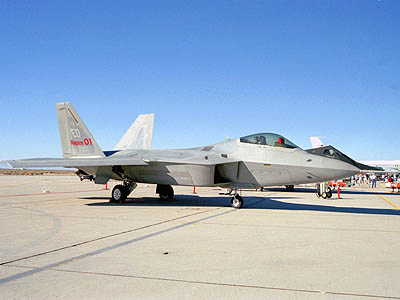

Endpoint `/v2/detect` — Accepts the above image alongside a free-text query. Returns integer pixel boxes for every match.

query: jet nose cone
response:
[322,158,360,181]
[338,164,361,181]
[341,164,360,177]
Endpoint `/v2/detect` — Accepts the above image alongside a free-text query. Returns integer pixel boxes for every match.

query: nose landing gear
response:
[231,192,243,208]
[316,183,332,199]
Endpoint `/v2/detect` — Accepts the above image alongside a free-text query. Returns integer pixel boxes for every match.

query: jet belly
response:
[238,161,293,186]
[124,163,215,186]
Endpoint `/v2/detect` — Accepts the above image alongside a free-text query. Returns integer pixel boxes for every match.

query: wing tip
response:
[0,160,14,168]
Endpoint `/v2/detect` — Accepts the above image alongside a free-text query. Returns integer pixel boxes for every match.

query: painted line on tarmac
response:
[0,197,267,284]
[4,265,400,299]
[370,189,400,210]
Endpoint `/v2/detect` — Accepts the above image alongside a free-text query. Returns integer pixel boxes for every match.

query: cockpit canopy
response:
[240,133,300,149]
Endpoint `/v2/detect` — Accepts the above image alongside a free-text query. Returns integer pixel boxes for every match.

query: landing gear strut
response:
[110,180,137,203]
[156,184,174,200]
[231,192,243,209]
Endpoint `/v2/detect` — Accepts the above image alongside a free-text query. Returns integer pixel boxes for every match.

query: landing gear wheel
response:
[156,184,174,200]
[159,193,170,200]
[285,185,295,192]
[111,185,127,203]
[231,195,243,209]
[326,187,332,198]
[321,192,327,199]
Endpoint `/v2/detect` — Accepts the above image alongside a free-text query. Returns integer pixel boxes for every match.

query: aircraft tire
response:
[231,196,243,209]
[285,185,295,192]
[111,185,127,203]
[157,184,174,200]
[327,191,332,198]
[321,192,327,199]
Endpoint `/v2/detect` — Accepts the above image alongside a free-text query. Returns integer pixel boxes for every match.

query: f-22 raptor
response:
[4,102,376,208]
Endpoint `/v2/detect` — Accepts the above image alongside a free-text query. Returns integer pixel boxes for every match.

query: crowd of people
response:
[350,173,398,188]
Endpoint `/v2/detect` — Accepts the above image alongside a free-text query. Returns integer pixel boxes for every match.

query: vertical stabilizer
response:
[56,102,105,158]
[310,136,325,149]
[114,113,154,150]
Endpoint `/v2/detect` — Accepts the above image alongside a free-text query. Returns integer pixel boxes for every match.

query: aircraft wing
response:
[135,149,241,166]
[3,157,148,168]
[3,154,238,168]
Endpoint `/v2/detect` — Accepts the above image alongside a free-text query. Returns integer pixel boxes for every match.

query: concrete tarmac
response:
[0,175,399,299]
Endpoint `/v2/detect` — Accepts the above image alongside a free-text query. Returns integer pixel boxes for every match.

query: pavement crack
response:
[0,207,235,284]
[0,206,223,266]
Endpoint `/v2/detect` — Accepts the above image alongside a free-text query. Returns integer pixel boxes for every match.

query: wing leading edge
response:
[3,157,148,168]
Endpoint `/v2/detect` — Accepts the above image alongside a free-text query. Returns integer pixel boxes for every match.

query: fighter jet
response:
[4,102,369,208]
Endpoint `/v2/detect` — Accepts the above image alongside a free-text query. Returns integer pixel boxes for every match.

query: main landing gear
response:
[285,185,295,192]
[231,192,243,209]
[110,180,137,203]
[156,184,174,201]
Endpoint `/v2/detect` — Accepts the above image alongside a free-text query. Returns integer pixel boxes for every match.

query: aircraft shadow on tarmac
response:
[83,195,400,216]
[263,187,399,196]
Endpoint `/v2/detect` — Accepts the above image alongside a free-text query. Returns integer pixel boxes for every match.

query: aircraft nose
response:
[337,162,360,179]
[321,158,360,181]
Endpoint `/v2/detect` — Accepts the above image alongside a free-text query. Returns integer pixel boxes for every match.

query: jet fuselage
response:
[78,138,360,189]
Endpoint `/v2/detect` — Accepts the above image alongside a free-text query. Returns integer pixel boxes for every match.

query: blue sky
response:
[1,0,399,161]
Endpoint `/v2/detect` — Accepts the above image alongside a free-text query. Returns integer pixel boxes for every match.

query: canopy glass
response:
[240,133,300,149]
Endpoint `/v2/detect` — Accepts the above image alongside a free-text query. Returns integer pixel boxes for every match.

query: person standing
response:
[370,174,377,188]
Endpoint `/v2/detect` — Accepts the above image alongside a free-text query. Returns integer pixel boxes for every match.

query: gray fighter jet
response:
[4,102,372,208]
